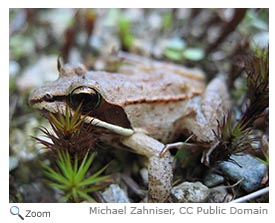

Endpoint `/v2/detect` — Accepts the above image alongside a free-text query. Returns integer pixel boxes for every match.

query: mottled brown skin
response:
[29,52,230,202]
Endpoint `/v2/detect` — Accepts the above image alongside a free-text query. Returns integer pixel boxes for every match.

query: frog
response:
[28,52,230,202]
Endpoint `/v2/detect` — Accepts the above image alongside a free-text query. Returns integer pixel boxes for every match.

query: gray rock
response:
[219,154,267,192]
[19,182,57,202]
[139,168,148,185]
[203,170,224,187]
[171,181,209,203]
[9,157,19,171]
[17,56,58,91]
[102,184,130,203]
[9,60,20,78]
[208,187,233,203]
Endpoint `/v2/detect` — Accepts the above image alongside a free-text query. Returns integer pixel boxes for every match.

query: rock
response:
[139,168,148,185]
[19,182,57,202]
[171,181,209,203]
[9,157,19,171]
[148,13,162,30]
[219,154,267,192]
[9,61,20,78]
[102,184,130,203]
[203,169,224,187]
[252,31,269,48]
[40,9,75,39]
[208,187,233,203]
[16,55,59,92]
[10,118,49,161]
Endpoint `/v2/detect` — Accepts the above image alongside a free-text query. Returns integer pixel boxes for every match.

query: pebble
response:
[219,154,267,192]
[139,168,148,185]
[171,181,209,203]
[9,157,19,171]
[16,56,59,92]
[9,61,20,78]
[252,31,269,48]
[19,182,57,202]
[203,169,224,187]
[102,184,130,203]
[208,187,233,203]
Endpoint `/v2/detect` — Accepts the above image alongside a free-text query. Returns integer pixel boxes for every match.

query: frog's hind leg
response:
[200,76,231,134]
[160,77,230,165]
[160,77,230,167]
[183,76,230,142]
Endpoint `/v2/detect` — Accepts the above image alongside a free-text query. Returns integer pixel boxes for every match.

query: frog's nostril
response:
[43,93,54,102]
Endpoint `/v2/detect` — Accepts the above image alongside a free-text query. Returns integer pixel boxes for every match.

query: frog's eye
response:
[69,86,101,112]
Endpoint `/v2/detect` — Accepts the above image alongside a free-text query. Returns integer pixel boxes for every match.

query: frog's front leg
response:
[121,132,173,202]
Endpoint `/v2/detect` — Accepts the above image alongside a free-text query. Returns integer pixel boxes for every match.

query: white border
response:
[2,1,274,222]
[5,0,273,8]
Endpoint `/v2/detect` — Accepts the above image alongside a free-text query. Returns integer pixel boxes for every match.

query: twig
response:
[205,9,247,55]
[229,187,269,203]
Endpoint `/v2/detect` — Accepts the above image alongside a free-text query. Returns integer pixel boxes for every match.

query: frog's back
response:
[87,53,206,142]
[89,53,205,106]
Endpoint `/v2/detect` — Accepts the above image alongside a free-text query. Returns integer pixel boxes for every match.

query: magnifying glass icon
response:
[10,206,24,220]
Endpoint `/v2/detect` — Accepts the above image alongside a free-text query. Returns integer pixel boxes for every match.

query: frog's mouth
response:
[35,101,134,137]
[29,83,135,136]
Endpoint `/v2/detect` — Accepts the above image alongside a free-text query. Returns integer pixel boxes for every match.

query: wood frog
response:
[29,52,230,202]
